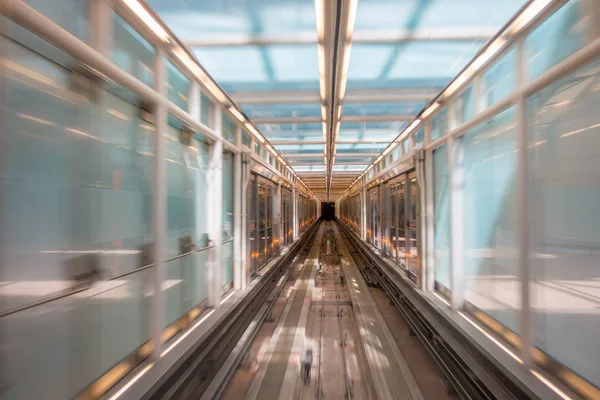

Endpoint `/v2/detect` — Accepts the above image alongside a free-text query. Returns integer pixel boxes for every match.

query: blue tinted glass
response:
[483,48,516,107]
[431,107,448,141]
[526,0,585,80]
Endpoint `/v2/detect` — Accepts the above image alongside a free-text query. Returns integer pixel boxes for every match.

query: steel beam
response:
[448,135,465,311]
[253,114,414,124]
[6,0,239,153]
[232,88,438,105]
[233,125,243,290]
[183,27,495,47]
[516,38,532,367]
[285,153,378,158]
[271,139,391,145]
[151,47,167,361]
[207,106,223,307]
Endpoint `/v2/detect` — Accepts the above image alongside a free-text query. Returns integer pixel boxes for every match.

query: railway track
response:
[144,220,321,399]
[335,219,537,400]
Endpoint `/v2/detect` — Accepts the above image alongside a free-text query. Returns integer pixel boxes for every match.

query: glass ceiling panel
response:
[343,101,426,117]
[354,0,526,31]
[333,165,369,171]
[276,144,324,153]
[347,42,480,90]
[336,144,387,154]
[338,121,406,141]
[193,45,319,92]
[258,123,322,141]
[147,0,316,37]
[289,158,325,165]
[333,157,376,164]
[242,103,321,119]
[294,165,326,172]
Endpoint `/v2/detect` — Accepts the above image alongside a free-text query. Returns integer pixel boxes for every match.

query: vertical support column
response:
[207,109,223,307]
[292,187,298,240]
[360,187,367,240]
[276,183,282,256]
[89,0,113,57]
[189,81,201,120]
[473,74,487,114]
[233,125,243,290]
[516,38,532,366]
[424,119,435,292]
[151,47,167,360]
[416,148,427,290]
[448,135,465,311]
[583,0,600,42]
[425,149,435,292]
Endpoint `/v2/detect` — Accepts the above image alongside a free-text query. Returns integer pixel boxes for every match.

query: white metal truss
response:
[231,88,439,104]
[182,27,496,47]
[253,114,414,125]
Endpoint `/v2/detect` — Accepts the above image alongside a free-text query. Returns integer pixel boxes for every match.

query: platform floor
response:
[223,222,451,399]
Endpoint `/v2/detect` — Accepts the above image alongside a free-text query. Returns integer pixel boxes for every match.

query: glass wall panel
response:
[166,60,190,110]
[222,151,234,242]
[25,0,89,42]
[200,92,212,127]
[431,107,448,141]
[1,39,154,399]
[527,59,600,387]
[222,115,236,143]
[164,122,209,327]
[242,130,251,147]
[483,48,517,107]
[221,241,234,286]
[258,183,267,267]
[112,14,155,88]
[407,172,418,280]
[454,85,475,126]
[249,175,258,276]
[414,127,424,147]
[433,145,451,290]
[526,0,586,81]
[463,108,519,332]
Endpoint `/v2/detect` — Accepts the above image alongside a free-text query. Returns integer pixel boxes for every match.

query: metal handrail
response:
[0,244,215,319]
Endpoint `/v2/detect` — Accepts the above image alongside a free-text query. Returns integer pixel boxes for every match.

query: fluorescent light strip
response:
[173,48,227,104]
[458,311,523,364]
[318,44,326,100]
[228,107,245,122]
[433,292,451,307]
[530,370,573,400]
[339,43,353,100]
[509,0,553,35]
[346,0,358,41]
[420,102,440,119]
[122,0,169,42]
[109,363,154,400]
[161,309,217,358]
[314,0,325,41]
[220,291,236,305]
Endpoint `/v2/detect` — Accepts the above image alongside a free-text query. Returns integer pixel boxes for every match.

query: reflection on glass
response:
[463,107,519,333]
[433,145,451,290]
[527,59,600,387]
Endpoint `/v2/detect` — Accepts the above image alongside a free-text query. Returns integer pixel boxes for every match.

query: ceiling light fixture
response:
[228,106,245,122]
[444,36,506,98]
[338,43,352,101]
[315,0,325,41]
[420,102,440,119]
[173,48,227,104]
[346,0,358,41]
[509,0,553,35]
[122,0,170,42]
